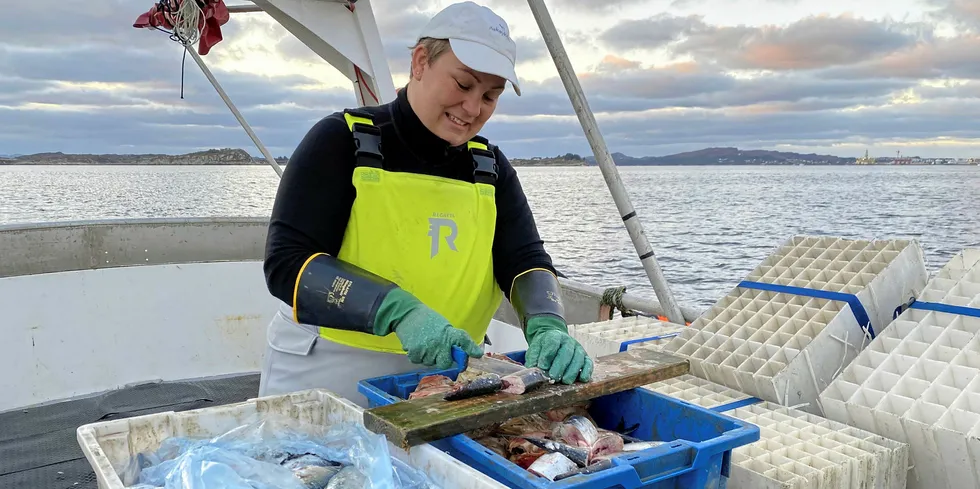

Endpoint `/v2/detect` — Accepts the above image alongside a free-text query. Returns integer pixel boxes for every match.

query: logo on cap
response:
[489,23,509,39]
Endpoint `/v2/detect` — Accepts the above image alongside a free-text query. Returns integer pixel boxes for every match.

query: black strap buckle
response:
[471,147,498,185]
[344,109,383,168]
[351,123,383,168]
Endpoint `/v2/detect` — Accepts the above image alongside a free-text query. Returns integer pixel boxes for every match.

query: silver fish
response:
[326,466,368,489]
[527,452,578,481]
[554,458,615,481]
[293,464,343,489]
[522,436,589,467]
[554,415,599,447]
[623,441,666,451]
[500,367,550,395]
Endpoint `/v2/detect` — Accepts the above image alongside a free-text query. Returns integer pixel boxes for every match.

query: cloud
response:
[926,0,980,31]
[599,13,929,71]
[0,0,978,161]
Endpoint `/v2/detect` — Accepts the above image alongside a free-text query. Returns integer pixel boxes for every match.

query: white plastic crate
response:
[568,315,685,358]
[818,248,980,489]
[660,236,927,413]
[76,388,506,489]
[727,402,909,489]
[641,374,754,411]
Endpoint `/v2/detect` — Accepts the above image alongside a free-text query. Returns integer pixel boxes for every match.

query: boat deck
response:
[0,373,259,489]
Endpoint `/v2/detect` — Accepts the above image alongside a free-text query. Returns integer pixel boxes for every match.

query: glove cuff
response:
[293,253,398,335]
[510,268,566,334]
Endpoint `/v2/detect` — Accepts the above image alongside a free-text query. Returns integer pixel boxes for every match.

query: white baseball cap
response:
[417,1,522,96]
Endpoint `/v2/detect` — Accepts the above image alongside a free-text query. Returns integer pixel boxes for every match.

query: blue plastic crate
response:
[358,350,760,489]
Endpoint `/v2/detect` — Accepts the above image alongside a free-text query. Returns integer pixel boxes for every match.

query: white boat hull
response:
[0,217,691,413]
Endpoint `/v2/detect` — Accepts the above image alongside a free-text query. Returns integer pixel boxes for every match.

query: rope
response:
[172,0,203,45]
[600,286,636,318]
[150,0,205,99]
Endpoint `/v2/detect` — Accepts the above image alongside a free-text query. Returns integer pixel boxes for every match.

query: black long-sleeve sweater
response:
[263,87,556,307]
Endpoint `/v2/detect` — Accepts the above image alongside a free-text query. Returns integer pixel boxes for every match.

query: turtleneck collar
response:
[390,85,468,166]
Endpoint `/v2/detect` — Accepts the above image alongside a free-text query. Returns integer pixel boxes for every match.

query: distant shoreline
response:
[1,146,974,167]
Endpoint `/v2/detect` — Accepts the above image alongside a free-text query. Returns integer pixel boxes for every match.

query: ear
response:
[410,45,428,80]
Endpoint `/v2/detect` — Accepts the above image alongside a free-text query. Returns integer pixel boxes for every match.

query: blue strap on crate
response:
[618,333,680,352]
[711,397,763,413]
[907,300,980,318]
[738,280,876,339]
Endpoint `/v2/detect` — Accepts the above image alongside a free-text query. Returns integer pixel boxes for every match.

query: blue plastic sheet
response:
[120,416,440,489]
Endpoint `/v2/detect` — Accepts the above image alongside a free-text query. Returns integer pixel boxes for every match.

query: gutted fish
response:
[409,375,454,399]
[527,452,578,481]
[443,374,503,401]
[554,415,600,448]
[293,464,343,489]
[325,466,368,489]
[589,431,625,462]
[522,436,590,467]
[501,367,550,395]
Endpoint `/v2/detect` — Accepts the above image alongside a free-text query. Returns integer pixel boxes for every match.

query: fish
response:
[443,373,503,401]
[409,375,454,399]
[623,441,666,451]
[280,453,343,471]
[553,415,600,448]
[292,464,344,489]
[325,466,368,489]
[589,431,625,462]
[522,436,590,467]
[527,452,579,481]
[553,458,615,481]
[544,404,592,423]
[500,367,550,394]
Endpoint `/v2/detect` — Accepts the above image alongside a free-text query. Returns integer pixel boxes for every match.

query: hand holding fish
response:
[524,316,593,384]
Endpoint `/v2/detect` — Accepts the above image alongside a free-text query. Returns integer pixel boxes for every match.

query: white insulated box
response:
[818,248,980,489]
[659,236,928,414]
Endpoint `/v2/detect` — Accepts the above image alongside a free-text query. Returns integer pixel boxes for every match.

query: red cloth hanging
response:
[133,0,230,55]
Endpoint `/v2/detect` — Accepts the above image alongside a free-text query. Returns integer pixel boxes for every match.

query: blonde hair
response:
[409,37,451,71]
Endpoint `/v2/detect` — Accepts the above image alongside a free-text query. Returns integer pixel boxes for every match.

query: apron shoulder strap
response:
[467,135,498,185]
[343,109,384,169]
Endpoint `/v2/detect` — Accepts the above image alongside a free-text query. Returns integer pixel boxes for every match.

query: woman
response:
[258,1,593,407]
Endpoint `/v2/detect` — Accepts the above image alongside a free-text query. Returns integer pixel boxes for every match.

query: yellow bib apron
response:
[315,111,504,354]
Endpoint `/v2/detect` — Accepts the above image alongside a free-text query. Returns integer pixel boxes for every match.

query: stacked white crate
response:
[818,248,980,489]
[641,374,908,488]
[568,315,686,358]
[657,236,928,413]
[726,402,909,489]
[641,373,755,411]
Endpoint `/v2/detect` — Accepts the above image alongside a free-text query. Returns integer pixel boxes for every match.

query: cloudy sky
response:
[1,0,978,159]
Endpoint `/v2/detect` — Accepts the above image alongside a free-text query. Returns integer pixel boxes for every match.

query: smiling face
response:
[407,41,507,147]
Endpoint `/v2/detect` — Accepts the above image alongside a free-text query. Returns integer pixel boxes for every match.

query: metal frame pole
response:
[185,46,284,178]
[525,0,686,324]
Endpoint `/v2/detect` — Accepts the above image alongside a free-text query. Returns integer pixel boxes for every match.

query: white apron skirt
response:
[257,302,423,408]
[257,303,520,407]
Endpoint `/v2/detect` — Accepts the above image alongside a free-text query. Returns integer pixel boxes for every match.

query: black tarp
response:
[0,374,259,489]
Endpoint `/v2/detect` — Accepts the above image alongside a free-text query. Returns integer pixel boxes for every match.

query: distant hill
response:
[511,153,587,167]
[0,146,858,166]
[583,147,856,166]
[0,148,268,165]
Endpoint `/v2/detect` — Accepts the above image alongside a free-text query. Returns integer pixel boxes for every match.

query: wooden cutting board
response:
[362,348,689,450]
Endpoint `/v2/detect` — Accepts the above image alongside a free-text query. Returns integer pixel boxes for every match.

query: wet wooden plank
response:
[362,348,689,450]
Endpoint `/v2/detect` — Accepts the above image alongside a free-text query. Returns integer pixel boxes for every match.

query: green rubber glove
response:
[524,315,593,384]
[375,288,483,369]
